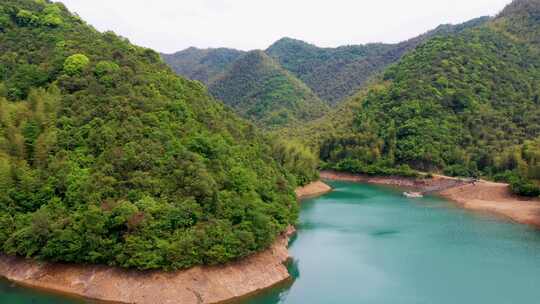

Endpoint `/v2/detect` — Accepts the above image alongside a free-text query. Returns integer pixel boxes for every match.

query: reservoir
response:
[2,181,540,303]
[241,181,540,304]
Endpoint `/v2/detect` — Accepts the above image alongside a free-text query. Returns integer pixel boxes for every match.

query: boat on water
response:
[403,191,424,198]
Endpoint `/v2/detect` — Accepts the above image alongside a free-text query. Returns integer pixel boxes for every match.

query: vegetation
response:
[266,17,490,105]
[0,0,303,271]
[2,0,539,276]
[209,51,329,129]
[271,139,319,186]
[282,1,540,196]
[161,47,245,84]
[162,17,489,130]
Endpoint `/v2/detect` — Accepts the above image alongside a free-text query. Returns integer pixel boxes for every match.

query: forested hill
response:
[161,47,245,84]
[209,50,329,129]
[163,17,489,108]
[266,17,490,105]
[0,0,307,271]
[286,0,540,197]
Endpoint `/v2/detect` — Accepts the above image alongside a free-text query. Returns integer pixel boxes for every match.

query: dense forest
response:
[209,51,329,129]
[266,17,490,105]
[163,17,489,110]
[161,47,245,84]
[284,0,540,196]
[0,0,321,271]
[1,0,539,276]
[163,49,328,129]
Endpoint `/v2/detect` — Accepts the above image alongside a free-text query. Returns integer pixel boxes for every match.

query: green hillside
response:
[287,0,540,196]
[209,50,329,129]
[163,17,489,113]
[0,0,303,271]
[266,17,490,105]
[161,47,244,84]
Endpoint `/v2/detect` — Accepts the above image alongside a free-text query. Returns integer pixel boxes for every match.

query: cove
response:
[240,181,540,304]
[2,180,540,303]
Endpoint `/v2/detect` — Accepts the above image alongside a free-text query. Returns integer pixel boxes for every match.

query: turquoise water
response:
[241,181,540,304]
[2,181,540,303]
[0,278,83,303]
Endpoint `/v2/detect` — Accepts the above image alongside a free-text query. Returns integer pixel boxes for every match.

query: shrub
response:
[509,176,540,197]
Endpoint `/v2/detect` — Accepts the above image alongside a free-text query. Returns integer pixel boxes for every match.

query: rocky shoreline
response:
[0,181,332,304]
[0,228,294,304]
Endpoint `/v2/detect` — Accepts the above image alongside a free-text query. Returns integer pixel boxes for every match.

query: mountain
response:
[497,0,540,44]
[161,18,488,130]
[209,50,329,128]
[0,0,303,271]
[266,17,491,105]
[163,17,489,108]
[286,0,540,196]
[161,47,244,84]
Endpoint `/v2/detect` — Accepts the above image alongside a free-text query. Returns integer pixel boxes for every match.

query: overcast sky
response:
[56,0,512,53]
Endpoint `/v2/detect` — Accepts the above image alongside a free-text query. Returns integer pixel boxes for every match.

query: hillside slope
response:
[161,47,245,84]
[209,50,329,128]
[164,18,488,108]
[0,0,299,271]
[266,17,490,105]
[288,0,540,195]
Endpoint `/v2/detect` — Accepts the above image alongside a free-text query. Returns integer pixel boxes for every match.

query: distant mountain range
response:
[162,16,490,128]
[266,16,490,105]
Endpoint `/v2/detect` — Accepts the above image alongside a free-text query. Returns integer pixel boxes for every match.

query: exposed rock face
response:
[0,226,296,304]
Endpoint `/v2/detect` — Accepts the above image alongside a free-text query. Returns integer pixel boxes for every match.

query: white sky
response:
[56,0,512,53]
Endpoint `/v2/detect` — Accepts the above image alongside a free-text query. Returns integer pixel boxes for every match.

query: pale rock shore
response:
[321,170,540,229]
[0,181,332,304]
[295,180,333,199]
[439,180,540,228]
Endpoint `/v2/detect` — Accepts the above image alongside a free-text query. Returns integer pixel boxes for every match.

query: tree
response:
[41,13,62,27]
[15,10,39,27]
[63,54,90,76]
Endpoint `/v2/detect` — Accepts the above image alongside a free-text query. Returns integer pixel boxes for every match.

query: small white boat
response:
[403,191,424,198]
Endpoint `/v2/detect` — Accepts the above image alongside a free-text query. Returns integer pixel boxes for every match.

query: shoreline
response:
[321,170,540,229]
[0,181,332,304]
[0,229,294,304]
[3,174,539,303]
[295,180,333,199]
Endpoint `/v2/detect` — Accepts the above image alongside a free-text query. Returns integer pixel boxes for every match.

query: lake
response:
[2,180,540,303]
